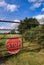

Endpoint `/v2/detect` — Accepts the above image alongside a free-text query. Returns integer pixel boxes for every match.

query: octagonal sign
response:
[6,38,22,54]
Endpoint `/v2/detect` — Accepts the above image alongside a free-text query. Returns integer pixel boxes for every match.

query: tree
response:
[18,17,39,33]
[9,29,16,34]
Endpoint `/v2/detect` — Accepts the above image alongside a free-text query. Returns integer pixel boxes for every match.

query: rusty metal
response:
[0,20,20,23]
[0,29,44,31]
[0,20,44,57]
[0,20,44,25]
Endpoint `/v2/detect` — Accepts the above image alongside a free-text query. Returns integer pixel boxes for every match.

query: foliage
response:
[38,34,44,45]
[24,25,44,46]
[9,29,16,34]
[18,17,39,33]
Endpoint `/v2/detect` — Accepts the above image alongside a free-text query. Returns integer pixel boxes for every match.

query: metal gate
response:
[0,20,44,57]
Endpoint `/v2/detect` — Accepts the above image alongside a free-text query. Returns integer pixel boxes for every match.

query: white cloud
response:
[38,0,44,2]
[0,20,20,30]
[11,20,20,29]
[28,0,44,10]
[30,2,41,9]
[14,20,20,22]
[33,14,44,19]
[0,1,7,7]
[28,0,44,3]
[0,0,19,12]
[0,20,20,33]
[33,14,44,24]
[28,0,36,2]
[0,26,10,33]
[0,26,5,29]
[6,4,18,12]
[42,8,44,11]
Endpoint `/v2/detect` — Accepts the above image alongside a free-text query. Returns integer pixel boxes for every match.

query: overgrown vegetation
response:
[24,25,44,46]
[0,17,44,65]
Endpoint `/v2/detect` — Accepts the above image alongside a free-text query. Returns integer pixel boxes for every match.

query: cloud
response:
[33,14,44,24]
[0,26,7,33]
[28,0,36,2]
[6,4,18,12]
[33,14,44,19]
[28,0,44,3]
[42,8,44,11]
[0,19,20,29]
[30,2,41,9]
[0,26,5,29]
[14,20,20,22]
[0,1,7,7]
[0,0,19,12]
[28,0,44,10]
[11,20,20,29]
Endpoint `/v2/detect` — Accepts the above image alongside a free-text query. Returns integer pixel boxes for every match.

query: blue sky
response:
[0,0,44,32]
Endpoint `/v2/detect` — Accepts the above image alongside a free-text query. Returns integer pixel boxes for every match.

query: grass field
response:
[0,34,44,65]
[6,52,44,65]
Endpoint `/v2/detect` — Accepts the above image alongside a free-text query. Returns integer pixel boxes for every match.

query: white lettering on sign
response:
[7,42,21,49]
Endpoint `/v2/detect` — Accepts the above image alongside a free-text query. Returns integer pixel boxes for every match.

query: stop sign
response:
[6,38,22,54]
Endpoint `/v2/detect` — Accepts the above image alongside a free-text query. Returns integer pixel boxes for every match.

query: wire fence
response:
[0,20,44,57]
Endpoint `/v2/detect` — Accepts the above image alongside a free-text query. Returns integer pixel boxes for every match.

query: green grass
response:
[6,52,44,65]
[0,35,4,38]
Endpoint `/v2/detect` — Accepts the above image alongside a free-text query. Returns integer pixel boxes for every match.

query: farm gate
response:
[0,20,44,57]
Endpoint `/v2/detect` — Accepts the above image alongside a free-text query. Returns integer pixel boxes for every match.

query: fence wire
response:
[0,20,44,57]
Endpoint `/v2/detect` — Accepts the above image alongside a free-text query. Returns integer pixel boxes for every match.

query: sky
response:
[0,0,44,33]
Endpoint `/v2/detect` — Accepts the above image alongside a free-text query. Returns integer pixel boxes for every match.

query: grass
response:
[6,52,44,65]
[0,34,44,65]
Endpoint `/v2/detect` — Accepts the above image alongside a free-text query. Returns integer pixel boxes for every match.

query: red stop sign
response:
[6,38,22,54]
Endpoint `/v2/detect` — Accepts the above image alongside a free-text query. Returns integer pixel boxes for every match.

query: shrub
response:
[24,26,44,46]
[24,30,37,42]
[38,34,44,45]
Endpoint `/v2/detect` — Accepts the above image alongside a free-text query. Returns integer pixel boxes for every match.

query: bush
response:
[24,30,37,42]
[38,34,44,45]
[24,26,44,46]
